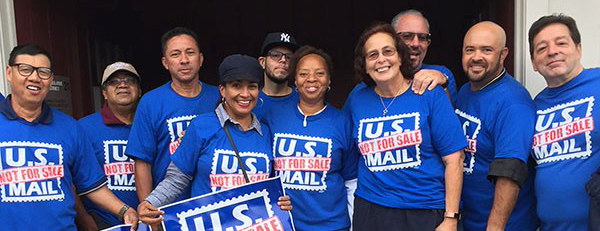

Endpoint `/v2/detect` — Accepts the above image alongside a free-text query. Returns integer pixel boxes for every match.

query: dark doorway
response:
[14,0,513,118]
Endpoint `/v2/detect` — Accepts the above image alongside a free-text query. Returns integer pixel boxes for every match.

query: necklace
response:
[378,87,403,116]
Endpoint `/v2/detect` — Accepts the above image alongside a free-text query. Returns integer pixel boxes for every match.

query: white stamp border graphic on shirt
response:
[357,112,422,172]
[455,109,481,174]
[166,115,198,142]
[272,133,333,191]
[534,96,594,164]
[103,140,135,191]
[176,189,273,231]
[210,149,271,192]
[0,141,65,202]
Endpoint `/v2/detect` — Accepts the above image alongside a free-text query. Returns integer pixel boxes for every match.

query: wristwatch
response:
[444,211,461,220]
[118,204,131,221]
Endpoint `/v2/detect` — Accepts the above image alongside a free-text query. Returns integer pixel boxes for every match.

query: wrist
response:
[118,204,131,221]
[444,211,461,220]
[441,73,449,88]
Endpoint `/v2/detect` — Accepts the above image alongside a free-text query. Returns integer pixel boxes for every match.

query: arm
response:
[85,185,138,230]
[436,150,464,231]
[134,157,154,203]
[487,177,520,231]
[73,185,98,231]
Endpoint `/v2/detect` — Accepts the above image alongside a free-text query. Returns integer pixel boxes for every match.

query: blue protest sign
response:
[101,222,150,231]
[160,176,295,231]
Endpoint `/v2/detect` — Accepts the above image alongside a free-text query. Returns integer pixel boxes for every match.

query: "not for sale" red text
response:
[358,130,422,155]
[0,165,63,185]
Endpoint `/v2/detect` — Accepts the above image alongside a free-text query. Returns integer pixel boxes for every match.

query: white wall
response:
[515,0,600,97]
[0,0,17,96]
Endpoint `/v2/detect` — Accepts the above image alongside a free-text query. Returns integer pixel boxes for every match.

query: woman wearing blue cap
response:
[262,46,359,230]
[137,54,292,226]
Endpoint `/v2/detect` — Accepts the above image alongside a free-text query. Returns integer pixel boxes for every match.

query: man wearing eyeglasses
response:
[74,61,142,230]
[0,45,139,230]
[391,9,458,105]
[253,32,300,118]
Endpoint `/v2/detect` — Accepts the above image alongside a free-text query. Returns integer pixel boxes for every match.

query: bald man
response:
[455,21,539,231]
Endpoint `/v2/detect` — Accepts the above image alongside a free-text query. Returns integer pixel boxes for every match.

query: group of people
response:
[0,8,597,231]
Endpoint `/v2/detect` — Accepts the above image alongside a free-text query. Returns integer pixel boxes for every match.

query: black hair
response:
[160,27,201,55]
[8,44,53,68]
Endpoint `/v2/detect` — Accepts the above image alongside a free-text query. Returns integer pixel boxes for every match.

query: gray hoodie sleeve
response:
[145,161,192,207]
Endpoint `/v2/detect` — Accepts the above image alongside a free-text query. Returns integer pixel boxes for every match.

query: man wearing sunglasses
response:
[254,32,300,118]
[75,61,142,230]
[0,45,139,230]
[391,9,458,105]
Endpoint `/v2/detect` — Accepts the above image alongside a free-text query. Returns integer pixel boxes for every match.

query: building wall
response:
[516,0,600,97]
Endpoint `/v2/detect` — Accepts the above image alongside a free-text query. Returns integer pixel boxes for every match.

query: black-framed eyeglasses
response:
[267,50,293,61]
[10,63,53,80]
[104,76,138,87]
[396,32,431,43]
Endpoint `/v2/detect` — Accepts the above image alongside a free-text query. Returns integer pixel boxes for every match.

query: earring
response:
[327,86,331,92]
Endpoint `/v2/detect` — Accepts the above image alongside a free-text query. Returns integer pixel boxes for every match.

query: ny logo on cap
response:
[280,33,291,42]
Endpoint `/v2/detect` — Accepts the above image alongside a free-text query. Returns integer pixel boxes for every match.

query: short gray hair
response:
[391,9,430,31]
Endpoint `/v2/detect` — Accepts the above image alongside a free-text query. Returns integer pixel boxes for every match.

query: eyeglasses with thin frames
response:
[396,32,431,43]
[267,50,293,61]
[10,63,53,80]
[366,47,397,61]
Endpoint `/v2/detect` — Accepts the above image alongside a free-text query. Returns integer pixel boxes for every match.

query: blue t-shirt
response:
[78,112,139,226]
[343,63,458,108]
[0,93,4,101]
[171,112,273,196]
[344,85,467,209]
[0,101,106,230]
[532,68,600,231]
[126,81,220,200]
[263,102,359,231]
[253,88,300,119]
[455,73,538,231]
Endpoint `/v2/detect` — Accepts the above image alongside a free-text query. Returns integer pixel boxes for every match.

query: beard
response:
[265,66,289,84]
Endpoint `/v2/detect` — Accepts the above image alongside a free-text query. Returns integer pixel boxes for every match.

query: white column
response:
[0,0,17,96]
[515,0,600,97]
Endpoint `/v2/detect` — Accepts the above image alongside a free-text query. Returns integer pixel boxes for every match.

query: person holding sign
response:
[262,46,359,230]
[343,23,466,231]
[138,54,292,226]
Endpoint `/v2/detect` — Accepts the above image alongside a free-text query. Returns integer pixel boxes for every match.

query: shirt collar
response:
[0,95,53,124]
[215,103,262,135]
[100,102,127,125]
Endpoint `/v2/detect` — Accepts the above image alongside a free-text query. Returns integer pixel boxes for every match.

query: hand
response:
[277,196,293,211]
[435,218,458,231]
[122,207,139,231]
[412,69,447,95]
[138,200,164,226]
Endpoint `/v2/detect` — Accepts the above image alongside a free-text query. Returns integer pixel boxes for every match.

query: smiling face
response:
[364,32,402,85]
[394,13,430,70]
[531,23,583,86]
[6,54,53,109]
[295,54,330,105]
[102,72,141,108]
[462,22,508,88]
[161,34,204,84]
[219,80,259,121]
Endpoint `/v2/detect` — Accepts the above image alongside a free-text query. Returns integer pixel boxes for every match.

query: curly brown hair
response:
[354,22,414,87]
